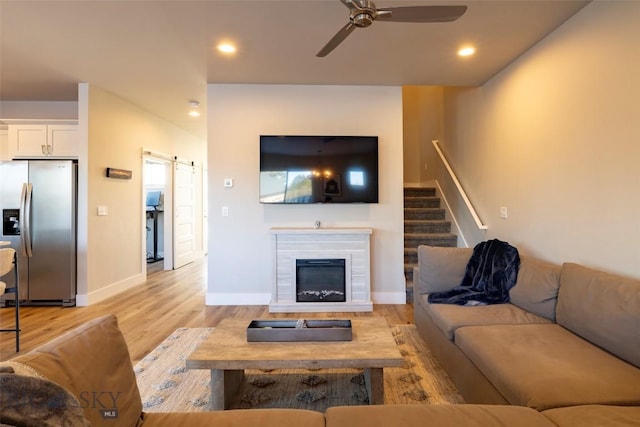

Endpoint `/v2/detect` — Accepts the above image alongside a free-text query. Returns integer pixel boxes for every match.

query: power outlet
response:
[97,205,108,216]
[222,206,229,217]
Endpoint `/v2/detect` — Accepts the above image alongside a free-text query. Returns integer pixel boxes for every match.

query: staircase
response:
[404,187,457,303]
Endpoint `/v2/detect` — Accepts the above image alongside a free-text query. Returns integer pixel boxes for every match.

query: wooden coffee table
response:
[186,317,404,410]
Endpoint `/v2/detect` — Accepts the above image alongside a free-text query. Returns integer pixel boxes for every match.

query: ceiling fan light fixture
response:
[352,12,374,27]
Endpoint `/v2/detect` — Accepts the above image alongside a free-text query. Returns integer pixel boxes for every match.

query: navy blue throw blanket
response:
[428,239,520,306]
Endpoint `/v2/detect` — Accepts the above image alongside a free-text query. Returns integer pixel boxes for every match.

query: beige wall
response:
[402,86,443,187]
[439,1,640,279]
[207,84,405,305]
[77,85,205,304]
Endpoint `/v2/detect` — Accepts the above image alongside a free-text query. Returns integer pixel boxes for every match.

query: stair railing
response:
[432,140,488,231]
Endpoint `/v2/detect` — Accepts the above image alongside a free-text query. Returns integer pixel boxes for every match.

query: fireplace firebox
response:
[296,259,346,302]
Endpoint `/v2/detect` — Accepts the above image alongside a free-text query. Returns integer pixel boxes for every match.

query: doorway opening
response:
[143,157,172,271]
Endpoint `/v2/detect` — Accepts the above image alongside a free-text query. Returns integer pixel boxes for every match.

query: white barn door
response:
[173,162,196,269]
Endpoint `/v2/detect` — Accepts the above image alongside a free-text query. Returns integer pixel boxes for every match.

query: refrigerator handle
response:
[19,183,28,256]
[23,183,33,257]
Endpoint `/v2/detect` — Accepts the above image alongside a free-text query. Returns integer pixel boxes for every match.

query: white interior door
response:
[173,162,196,269]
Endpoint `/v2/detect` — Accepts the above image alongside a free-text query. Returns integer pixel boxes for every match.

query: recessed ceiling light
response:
[217,42,237,54]
[458,46,476,57]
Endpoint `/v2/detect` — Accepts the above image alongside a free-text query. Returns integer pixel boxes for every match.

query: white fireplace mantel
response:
[269,227,373,313]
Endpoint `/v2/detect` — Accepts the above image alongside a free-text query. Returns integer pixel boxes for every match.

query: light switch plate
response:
[224,178,233,188]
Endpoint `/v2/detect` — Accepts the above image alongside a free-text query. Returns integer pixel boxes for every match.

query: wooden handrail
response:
[432,140,488,230]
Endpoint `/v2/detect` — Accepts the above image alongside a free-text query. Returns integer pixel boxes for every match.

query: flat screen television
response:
[260,135,379,204]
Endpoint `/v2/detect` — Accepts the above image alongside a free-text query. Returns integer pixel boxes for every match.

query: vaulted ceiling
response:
[0,1,589,139]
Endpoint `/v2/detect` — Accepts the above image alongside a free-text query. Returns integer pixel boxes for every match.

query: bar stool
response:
[0,247,20,352]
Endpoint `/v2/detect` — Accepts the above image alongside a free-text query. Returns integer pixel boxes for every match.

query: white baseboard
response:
[372,291,407,304]
[76,272,146,306]
[404,180,436,188]
[205,292,407,306]
[269,301,373,313]
[206,292,271,306]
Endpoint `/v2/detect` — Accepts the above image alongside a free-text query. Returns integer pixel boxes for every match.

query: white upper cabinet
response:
[8,123,78,159]
[0,129,8,161]
[47,124,78,157]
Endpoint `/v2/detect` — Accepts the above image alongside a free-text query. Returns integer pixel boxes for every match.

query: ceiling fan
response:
[317,0,468,57]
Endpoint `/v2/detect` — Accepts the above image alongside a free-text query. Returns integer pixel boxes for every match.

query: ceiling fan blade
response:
[340,0,358,10]
[316,22,357,57]
[377,5,467,23]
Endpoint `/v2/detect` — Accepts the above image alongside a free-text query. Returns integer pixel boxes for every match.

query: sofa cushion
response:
[455,324,640,411]
[12,314,143,427]
[141,408,326,427]
[542,405,640,427]
[417,293,551,341]
[557,262,640,368]
[509,257,561,321]
[325,404,556,427]
[417,245,473,294]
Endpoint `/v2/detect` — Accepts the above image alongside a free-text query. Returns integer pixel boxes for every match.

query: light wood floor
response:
[0,256,413,362]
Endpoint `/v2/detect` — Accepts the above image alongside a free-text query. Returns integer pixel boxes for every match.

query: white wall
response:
[207,84,405,305]
[440,1,640,279]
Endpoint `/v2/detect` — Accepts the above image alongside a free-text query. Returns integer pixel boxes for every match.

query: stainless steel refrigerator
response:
[0,160,77,306]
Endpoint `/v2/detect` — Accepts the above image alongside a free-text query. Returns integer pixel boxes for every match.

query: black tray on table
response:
[246,319,352,342]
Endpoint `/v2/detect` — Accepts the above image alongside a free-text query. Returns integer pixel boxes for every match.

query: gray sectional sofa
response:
[414,244,640,423]
[3,248,639,426]
[3,314,561,427]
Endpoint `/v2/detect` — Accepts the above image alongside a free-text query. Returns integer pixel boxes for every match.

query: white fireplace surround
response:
[269,227,373,313]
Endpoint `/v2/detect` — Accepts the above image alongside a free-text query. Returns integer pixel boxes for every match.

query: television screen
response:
[260,135,378,204]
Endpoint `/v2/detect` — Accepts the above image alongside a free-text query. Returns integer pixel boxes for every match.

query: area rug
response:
[134,325,464,413]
